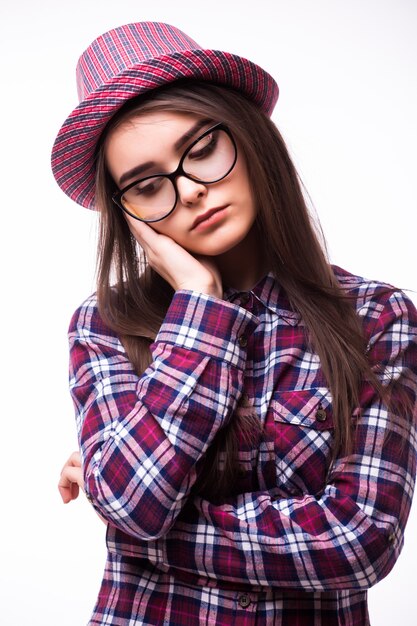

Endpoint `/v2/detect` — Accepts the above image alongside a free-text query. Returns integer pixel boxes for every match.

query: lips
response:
[191,205,228,230]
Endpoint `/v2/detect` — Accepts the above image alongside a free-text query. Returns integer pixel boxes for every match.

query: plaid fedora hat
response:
[51,22,279,210]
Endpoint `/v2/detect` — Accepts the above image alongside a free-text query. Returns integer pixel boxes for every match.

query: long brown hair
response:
[94,81,385,498]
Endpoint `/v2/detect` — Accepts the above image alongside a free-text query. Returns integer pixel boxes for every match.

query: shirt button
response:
[238,335,248,347]
[238,594,251,608]
[315,404,327,422]
[239,292,250,305]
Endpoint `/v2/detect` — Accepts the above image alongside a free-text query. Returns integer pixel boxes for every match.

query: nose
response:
[176,175,207,207]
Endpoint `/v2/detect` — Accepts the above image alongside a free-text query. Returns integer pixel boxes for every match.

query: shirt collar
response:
[224,273,301,326]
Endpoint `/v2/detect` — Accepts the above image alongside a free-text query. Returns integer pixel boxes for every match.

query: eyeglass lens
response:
[120,127,236,222]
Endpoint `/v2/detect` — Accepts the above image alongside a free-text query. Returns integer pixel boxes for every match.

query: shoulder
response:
[69,292,101,333]
[333,264,396,302]
[332,264,417,338]
[68,292,123,351]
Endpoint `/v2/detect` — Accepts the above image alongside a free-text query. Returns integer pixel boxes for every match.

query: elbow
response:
[84,472,181,541]
[337,526,401,591]
[306,524,402,592]
[361,530,401,589]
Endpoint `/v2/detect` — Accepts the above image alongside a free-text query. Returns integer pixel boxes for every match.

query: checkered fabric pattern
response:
[68,266,417,625]
[51,22,279,210]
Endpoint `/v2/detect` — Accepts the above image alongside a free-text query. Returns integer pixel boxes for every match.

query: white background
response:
[1,1,416,624]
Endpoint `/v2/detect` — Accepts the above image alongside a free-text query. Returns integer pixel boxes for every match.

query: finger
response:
[58,466,85,503]
[58,483,80,503]
[125,217,178,266]
[58,481,79,503]
[60,450,82,473]
[126,220,181,274]
[70,450,82,465]
[58,472,79,503]
[60,465,84,484]
[124,214,157,248]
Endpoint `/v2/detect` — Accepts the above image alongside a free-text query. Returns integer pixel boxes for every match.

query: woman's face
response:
[104,111,257,257]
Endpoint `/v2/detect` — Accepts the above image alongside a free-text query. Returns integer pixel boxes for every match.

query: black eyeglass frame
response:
[111,123,238,223]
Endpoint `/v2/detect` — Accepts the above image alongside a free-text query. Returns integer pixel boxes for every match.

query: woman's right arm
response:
[69,290,257,541]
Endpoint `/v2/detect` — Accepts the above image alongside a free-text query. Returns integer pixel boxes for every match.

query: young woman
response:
[54,22,417,625]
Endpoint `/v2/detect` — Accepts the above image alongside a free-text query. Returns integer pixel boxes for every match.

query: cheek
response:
[147,218,185,245]
[230,161,254,206]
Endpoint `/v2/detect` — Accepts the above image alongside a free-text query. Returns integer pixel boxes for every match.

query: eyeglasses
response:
[112,123,238,223]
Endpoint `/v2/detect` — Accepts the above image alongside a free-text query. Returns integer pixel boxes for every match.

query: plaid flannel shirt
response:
[68,267,417,625]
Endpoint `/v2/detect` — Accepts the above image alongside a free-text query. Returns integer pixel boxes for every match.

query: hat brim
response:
[51,49,278,210]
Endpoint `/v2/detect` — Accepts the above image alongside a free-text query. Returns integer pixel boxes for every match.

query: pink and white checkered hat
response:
[51,22,279,210]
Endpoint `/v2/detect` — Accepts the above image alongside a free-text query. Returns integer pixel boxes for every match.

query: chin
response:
[186,238,245,257]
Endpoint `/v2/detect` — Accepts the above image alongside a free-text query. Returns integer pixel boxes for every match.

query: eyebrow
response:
[174,118,211,151]
[118,161,156,187]
[117,118,213,187]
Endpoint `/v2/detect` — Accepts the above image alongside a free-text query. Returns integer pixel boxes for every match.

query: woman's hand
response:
[58,451,84,504]
[58,451,107,525]
[126,216,223,298]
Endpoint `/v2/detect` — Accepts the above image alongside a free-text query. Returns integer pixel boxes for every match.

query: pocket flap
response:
[271,388,333,429]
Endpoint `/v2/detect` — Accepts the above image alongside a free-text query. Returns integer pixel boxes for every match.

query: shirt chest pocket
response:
[263,389,335,497]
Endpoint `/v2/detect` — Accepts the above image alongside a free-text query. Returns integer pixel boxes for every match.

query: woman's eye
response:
[188,132,218,160]
[132,178,162,196]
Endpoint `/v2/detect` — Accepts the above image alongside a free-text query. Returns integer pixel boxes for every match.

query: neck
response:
[216,226,267,291]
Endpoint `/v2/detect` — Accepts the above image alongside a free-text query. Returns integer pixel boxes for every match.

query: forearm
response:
[140,290,417,589]
[70,290,258,540]
[161,483,404,591]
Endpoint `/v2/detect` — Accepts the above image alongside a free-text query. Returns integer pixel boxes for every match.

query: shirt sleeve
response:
[156,290,417,591]
[68,290,258,540]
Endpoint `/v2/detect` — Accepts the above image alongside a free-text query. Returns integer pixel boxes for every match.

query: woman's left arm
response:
[157,290,417,592]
